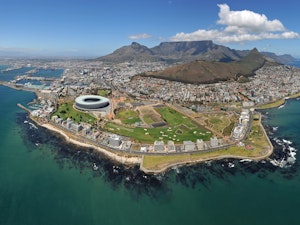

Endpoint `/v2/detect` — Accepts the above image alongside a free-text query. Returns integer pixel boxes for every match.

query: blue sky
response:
[0,0,300,58]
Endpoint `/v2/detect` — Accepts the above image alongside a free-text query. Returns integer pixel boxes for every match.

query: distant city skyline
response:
[1,0,300,58]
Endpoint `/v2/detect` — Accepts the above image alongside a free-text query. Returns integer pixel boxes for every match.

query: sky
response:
[0,0,300,58]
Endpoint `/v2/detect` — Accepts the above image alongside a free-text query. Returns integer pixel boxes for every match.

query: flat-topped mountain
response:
[150,40,242,63]
[139,48,280,84]
[95,41,295,64]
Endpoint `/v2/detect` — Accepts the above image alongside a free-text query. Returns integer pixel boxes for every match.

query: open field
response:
[52,102,97,124]
[155,106,200,128]
[206,113,232,135]
[97,89,111,97]
[105,122,211,143]
[105,106,212,143]
[115,109,141,125]
[138,106,163,125]
[244,118,270,149]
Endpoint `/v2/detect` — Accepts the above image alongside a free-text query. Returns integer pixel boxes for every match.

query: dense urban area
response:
[1,58,298,171]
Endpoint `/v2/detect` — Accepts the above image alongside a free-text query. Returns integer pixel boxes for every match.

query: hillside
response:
[95,42,160,63]
[95,41,295,64]
[95,41,246,63]
[140,48,280,84]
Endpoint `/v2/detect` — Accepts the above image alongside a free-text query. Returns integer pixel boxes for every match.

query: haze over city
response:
[0,0,299,57]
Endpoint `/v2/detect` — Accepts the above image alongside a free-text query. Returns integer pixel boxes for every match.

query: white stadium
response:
[74,95,110,111]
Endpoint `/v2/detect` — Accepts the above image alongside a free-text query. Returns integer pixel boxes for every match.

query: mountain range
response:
[95,40,295,64]
[139,48,280,84]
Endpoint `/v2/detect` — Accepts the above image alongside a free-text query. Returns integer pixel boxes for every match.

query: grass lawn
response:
[223,122,235,136]
[207,113,231,135]
[52,102,97,124]
[97,89,111,97]
[106,106,212,143]
[106,122,211,143]
[155,107,199,128]
[140,107,163,125]
[115,109,141,125]
[244,119,270,148]
[142,147,245,171]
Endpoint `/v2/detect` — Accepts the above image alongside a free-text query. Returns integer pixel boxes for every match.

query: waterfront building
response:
[218,138,223,146]
[66,118,73,129]
[122,141,132,151]
[91,131,100,140]
[71,123,83,132]
[183,141,195,151]
[154,141,165,151]
[82,126,91,135]
[51,115,63,124]
[196,139,204,150]
[109,134,121,147]
[140,146,147,153]
[233,126,244,140]
[175,145,182,152]
[51,115,58,122]
[239,109,250,124]
[242,101,254,107]
[167,141,175,152]
[210,137,219,148]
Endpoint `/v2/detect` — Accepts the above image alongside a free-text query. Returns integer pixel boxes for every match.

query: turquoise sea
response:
[1,65,300,225]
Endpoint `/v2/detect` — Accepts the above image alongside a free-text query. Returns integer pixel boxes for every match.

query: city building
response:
[109,134,121,147]
[167,141,175,152]
[154,141,165,151]
[183,141,195,151]
[71,123,83,132]
[210,137,219,148]
[197,139,205,150]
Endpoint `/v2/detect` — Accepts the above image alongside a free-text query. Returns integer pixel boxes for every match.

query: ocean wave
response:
[269,137,297,168]
[283,139,293,145]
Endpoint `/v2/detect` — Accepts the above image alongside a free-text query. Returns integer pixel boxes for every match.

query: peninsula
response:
[1,43,299,174]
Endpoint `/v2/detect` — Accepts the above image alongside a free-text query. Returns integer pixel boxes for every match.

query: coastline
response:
[140,112,274,174]
[140,153,272,174]
[6,79,276,174]
[41,123,142,166]
[255,91,300,110]
[23,105,273,174]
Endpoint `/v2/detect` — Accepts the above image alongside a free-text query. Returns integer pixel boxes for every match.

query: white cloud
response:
[171,29,221,42]
[171,4,299,43]
[128,33,152,40]
[217,4,284,33]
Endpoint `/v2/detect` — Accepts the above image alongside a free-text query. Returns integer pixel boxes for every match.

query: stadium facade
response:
[74,95,110,111]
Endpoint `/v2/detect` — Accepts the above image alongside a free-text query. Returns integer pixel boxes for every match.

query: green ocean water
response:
[1,84,300,225]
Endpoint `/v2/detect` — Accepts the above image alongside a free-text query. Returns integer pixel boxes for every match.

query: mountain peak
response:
[251,47,259,53]
[95,41,294,64]
[131,42,143,47]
